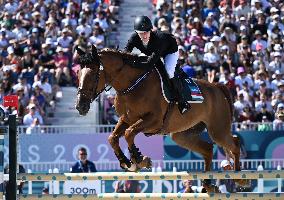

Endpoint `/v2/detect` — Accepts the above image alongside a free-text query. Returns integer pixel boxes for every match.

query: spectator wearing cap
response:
[235,66,254,91]
[276,102,284,113]
[257,115,273,131]
[187,45,203,77]
[31,11,45,30]
[23,103,44,126]
[221,26,237,45]
[57,28,74,50]
[268,11,284,36]
[233,0,250,18]
[54,46,71,86]
[216,160,236,193]
[251,30,267,52]
[20,47,36,71]
[204,36,221,53]
[44,18,60,41]
[203,43,220,82]
[237,16,248,31]
[5,46,22,73]
[38,44,55,70]
[271,70,284,91]
[250,0,263,17]
[273,109,284,130]
[268,52,284,74]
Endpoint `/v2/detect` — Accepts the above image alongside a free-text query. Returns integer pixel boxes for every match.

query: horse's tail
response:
[216,83,234,121]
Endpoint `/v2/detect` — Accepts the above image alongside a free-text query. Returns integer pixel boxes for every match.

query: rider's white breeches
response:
[164,51,178,79]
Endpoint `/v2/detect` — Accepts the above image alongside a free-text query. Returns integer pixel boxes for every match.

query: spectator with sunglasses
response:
[71,147,97,173]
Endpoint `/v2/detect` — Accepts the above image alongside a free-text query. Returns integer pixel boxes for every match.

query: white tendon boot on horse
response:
[125,163,138,172]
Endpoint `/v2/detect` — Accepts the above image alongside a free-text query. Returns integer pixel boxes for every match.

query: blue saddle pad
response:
[157,69,204,103]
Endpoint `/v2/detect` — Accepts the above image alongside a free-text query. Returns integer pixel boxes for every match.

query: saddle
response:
[156,67,204,104]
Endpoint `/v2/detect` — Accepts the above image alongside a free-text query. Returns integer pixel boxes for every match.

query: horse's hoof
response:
[203,184,220,193]
[137,156,152,169]
[234,179,249,186]
[122,163,138,172]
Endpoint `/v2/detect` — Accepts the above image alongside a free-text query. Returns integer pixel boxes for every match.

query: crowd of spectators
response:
[149,0,284,130]
[0,0,120,126]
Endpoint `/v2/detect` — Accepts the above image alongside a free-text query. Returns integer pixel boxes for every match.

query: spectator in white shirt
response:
[93,11,110,32]
[234,93,252,115]
[234,66,254,91]
[268,52,284,74]
[267,15,284,36]
[76,18,92,38]
[4,0,18,15]
[203,44,220,83]
[23,104,44,126]
[12,21,27,41]
[57,28,74,49]
[255,94,273,112]
[89,26,105,49]
[271,70,284,91]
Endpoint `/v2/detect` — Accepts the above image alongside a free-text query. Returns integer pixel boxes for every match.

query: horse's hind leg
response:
[208,125,241,171]
[108,117,132,170]
[171,123,213,171]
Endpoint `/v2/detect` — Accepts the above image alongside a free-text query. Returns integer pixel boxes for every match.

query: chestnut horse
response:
[75,45,240,172]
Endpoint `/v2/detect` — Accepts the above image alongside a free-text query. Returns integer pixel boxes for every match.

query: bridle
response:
[77,53,122,103]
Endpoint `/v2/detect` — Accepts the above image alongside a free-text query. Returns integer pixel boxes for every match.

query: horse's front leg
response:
[125,118,159,171]
[108,118,136,171]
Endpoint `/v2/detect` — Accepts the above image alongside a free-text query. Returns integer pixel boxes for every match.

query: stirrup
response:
[178,102,190,114]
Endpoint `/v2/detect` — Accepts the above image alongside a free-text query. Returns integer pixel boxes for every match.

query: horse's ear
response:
[76,46,85,56]
[91,45,98,56]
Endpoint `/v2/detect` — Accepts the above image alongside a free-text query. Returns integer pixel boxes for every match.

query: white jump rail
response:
[18,170,284,181]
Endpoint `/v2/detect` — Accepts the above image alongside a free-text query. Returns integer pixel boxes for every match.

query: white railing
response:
[11,122,282,134]
[17,125,116,134]
[20,159,284,172]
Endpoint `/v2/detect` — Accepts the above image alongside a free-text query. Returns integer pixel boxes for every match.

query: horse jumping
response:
[75,45,241,172]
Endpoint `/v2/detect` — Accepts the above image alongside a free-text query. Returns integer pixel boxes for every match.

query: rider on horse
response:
[124,16,191,114]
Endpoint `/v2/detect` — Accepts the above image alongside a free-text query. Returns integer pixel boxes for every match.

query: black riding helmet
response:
[134,16,153,32]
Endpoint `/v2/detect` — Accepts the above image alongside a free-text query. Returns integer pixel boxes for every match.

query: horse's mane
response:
[100,48,139,61]
[78,47,139,65]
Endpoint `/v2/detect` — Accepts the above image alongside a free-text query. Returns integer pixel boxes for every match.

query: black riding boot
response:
[170,77,191,114]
